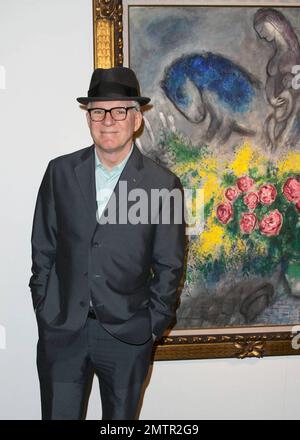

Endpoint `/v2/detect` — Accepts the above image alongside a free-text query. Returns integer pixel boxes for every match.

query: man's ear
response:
[134,111,143,132]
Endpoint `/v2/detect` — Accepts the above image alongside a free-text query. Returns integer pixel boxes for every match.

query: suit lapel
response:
[74,145,98,229]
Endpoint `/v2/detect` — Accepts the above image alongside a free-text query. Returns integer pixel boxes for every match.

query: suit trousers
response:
[36,316,154,420]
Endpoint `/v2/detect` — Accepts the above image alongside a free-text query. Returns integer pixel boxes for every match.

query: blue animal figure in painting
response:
[161,52,263,144]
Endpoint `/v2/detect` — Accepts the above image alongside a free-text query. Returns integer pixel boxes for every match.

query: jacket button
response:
[93,242,101,247]
[94,274,101,278]
[79,301,86,307]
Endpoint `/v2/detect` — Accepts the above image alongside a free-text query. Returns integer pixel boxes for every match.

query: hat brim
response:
[77,96,151,106]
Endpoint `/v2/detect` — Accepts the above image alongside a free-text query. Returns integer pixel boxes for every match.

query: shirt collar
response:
[94,142,134,173]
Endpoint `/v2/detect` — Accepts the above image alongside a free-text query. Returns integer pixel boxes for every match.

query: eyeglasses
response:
[87,106,137,122]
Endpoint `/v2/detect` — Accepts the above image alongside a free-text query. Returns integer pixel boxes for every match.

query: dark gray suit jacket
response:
[29,143,185,344]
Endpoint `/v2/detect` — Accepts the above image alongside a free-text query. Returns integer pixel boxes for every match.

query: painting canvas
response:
[125,3,300,336]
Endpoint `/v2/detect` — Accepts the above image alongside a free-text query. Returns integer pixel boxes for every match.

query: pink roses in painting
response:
[217,175,300,236]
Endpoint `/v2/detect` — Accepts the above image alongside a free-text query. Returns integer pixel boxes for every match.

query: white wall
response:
[0,0,300,420]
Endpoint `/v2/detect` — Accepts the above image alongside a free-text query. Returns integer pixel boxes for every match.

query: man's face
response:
[86,100,142,154]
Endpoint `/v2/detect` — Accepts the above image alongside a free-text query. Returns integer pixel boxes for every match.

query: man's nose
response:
[102,111,115,125]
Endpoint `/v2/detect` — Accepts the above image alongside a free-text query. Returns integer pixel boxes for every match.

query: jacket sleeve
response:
[29,160,57,311]
[149,176,186,339]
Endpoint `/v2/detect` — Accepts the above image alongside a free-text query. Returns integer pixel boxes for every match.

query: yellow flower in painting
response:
[173,161,197,177]
[228,141,266,177]
[277,151,300,177]
[200,223,224,257]
[173,156,223,204]
[201,174,220,203]
[198,157,219,175]
[229,141,254,176]
[191,214,225,260]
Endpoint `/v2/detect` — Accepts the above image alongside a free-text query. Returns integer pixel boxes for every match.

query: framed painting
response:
[93,0,300,360]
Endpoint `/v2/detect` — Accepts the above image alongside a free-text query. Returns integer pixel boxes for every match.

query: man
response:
[29,66,185,420]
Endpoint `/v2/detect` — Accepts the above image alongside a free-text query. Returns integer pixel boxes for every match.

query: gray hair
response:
[131,101,141,112]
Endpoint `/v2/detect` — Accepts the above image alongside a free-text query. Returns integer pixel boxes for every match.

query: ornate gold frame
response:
[93,0,123,68]
[152,329,298,360]
[92,0,300,361]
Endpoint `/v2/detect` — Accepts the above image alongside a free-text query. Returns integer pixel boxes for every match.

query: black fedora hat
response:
[77,66,151,106]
